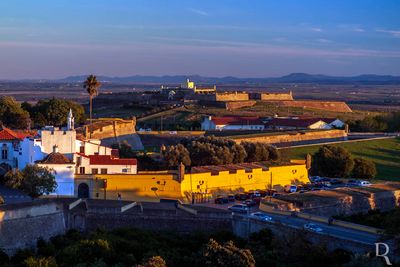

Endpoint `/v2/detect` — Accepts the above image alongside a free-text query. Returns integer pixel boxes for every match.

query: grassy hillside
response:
[283,137,400,180]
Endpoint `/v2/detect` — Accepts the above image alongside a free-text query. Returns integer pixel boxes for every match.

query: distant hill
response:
[5,73,400,85]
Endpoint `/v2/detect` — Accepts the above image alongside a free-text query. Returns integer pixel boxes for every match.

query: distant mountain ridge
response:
[5,73,400,85]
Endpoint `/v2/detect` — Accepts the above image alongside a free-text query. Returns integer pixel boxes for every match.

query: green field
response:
[282,137,400,181]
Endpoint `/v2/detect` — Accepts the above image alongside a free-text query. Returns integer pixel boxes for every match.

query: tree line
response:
[162,136,280,168]
[311,145,377,179]
[348,111,400,132]
[0,227,383,267]
[0,96,85,129]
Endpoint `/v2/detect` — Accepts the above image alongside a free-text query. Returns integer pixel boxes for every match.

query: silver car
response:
[250,212,273,222]
[228,204,250,213]
[304,223,323,233]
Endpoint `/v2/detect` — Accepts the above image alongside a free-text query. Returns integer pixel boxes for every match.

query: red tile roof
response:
[0,127,28,141]
[89,155,137,166]
[211,116,263,126]
[266,118,324,128]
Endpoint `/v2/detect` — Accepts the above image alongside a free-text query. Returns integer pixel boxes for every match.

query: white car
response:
[250,212,273,222]
[228,204,250,213]
[304,223,323,233]
[358,180,372,186]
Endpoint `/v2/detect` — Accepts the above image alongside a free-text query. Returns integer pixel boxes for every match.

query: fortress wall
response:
[261,92,293,101]
[276,100,352,113]
[225,100,257,110]
[215,92,249,102]
[231,130,347,145]
[0,203,66,254]
[86,118,136,139]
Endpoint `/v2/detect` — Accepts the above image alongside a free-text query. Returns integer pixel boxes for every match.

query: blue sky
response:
[0,0,399,79]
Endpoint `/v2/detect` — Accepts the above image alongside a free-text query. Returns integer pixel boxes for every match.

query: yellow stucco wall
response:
[181,164,308,199]
[75,172,182,202]
[75,164,309,203]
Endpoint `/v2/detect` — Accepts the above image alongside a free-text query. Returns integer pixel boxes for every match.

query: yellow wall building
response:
[74,162,309,203]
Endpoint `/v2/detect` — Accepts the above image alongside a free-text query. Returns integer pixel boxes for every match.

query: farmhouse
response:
[201,116,265,131]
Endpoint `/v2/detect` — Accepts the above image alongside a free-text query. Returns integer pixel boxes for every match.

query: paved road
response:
[0,185,32,204]
[196,201,380,245]
[239,211,380,245]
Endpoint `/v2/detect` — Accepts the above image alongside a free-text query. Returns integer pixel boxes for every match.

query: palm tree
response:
[83,75,101,138]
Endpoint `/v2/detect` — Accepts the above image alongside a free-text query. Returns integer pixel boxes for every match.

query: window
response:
[122,168,131,173]
[79,167,85,174]
[2,144,8,160]
[101,168,108,174]
[91,168,98,174]
[79,146,85,154]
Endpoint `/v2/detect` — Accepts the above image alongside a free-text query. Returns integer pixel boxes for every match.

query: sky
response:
[0,0,400,79]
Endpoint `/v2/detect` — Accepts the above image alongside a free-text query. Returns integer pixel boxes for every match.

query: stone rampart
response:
[275,100,352,113]
[215,92,249,102]
[230,130,348,146]
[80,118,136,139]
[260,92,293,101]
[225,100,257,110]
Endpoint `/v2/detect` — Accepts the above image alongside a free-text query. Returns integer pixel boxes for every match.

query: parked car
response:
[265,189,277,196]
[309,176,322,183]
[303,223,323,233]
[329,179,344,185]
[284,184,297,193]
[250,212,273,222]
[227,195,235,202]
[235,193,248,201]
[243,199,257,207]
[357,180,372,186]
[228,204,250,213]
[214,197,229,204]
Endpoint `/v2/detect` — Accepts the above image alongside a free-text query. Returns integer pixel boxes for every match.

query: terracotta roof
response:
[211,116,263,126]
[266,118,324,128]
[37,152,73,164]
[89,155,137,165]
[0,127,29,141]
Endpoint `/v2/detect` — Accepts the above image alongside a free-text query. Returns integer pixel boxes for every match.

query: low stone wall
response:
[84,213,232,234]
[232,215,375,254]
[298,188,400,217]
[260,92,293,101]
[215,92,249,102]
[0,213,66,254]
[231,130,348,146]
[275,100,352,113]
[225,100,257,110]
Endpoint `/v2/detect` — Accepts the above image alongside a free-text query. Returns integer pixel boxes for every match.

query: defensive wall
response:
[229,129,348,147]
[215,91,249,102]
[74,162,309,203]
[264,183,400,217]
[0,199,70,254]
[260,92,294,101]
[232,215,378,255]
[0,199,232,254]
[274,100,353,113]
[225,100,257,110]
[78,118,136,139]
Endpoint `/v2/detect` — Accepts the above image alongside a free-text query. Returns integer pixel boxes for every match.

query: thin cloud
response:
[2,39,400,58]
[188,8,209,16]
[310,27,322,32]
[337,24,365,33]
[353,28,365,32]
[376,29,400,38]
[316,38,332,44]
